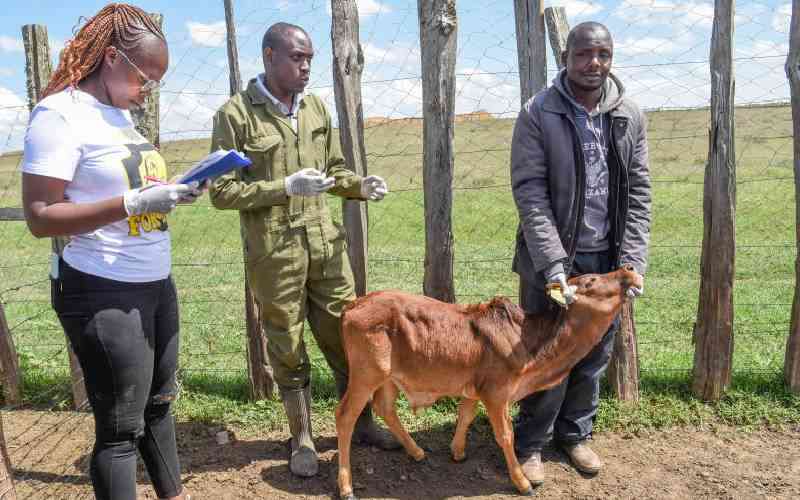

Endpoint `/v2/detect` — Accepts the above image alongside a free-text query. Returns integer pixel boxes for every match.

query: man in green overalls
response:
[209,22,397,477]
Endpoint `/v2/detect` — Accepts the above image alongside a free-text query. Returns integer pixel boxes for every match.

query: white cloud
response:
[773,3,792,34]
[360,76,423,120]
[617,64,712,109]
[455,68,519,116]
[362,42,419,75]
[0,87,26,110]
[0,67,14,77]
[239,57,264,78]
[735,3,770,25]
[738,39,789,58]
[355,0,391,16]
[159,90,228,141]
[616,1,714,28]
[0,35,23,53]
[617,36,679,55]
[0,87,29,153]
[552,0,604,18]
[186,21,227,48]
[326,0,392,17]
[675,1,715,27]
[214,55,263,80]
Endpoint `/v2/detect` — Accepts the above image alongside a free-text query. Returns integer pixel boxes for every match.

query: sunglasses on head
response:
[113,46,164,93]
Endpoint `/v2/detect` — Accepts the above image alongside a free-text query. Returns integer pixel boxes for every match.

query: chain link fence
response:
[0,2,796,495]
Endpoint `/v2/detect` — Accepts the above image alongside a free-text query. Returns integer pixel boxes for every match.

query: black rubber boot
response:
[280,385,318,477]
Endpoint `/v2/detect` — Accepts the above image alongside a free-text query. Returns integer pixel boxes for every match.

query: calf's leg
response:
[336,379,376,500]
[373,382,425,461]
[450,398,477,462]
[483,398,534,495]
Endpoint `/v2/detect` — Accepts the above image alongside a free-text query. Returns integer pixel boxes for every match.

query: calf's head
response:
[567,264,643,318]
[517,265,643,396]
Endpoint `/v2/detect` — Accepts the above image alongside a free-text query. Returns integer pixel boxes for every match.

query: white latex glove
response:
[284,168,335,196]
[627,280,644,299]
[177,180,205,204]
[548,272,577,306]
[123,183,193,216]
[360,175,388,201]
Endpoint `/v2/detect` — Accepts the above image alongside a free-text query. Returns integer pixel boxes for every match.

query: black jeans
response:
[514,251,620,455]
[53,260,183,500]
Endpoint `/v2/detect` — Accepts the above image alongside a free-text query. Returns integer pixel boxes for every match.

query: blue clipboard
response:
[178,150,252,185]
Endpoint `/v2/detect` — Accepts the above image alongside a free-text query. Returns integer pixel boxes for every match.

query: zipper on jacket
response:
[566,116,586,268]
[608,117,629,266]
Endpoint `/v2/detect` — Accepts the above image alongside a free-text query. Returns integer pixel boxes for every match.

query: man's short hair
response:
[262,22,308,52]
[565,22,613,54]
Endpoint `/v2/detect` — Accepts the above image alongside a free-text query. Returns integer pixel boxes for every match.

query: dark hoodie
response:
[510,69,651,313]
[554,71,626,253]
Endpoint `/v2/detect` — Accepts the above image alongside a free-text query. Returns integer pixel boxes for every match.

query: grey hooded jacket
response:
[510,70,651,308]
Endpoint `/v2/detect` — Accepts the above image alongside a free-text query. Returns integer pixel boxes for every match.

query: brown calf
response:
[335,266,643,499]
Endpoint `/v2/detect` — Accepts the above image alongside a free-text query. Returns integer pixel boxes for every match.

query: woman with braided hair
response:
[21,4,195,499]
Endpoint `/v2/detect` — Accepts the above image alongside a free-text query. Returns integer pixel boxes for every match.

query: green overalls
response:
[209,78,364,390]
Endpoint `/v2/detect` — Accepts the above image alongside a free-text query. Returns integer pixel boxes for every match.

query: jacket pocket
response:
[311,125,327,171]
[242,134,283,182]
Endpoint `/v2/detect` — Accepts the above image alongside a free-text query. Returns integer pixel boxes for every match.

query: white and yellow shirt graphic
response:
[21,88,172,283]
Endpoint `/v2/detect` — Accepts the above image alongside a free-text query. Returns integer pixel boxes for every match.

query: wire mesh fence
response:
[0,0,795,394]
[0,2,797,494]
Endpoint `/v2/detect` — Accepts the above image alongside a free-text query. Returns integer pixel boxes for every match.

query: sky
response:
[0,0,794,153]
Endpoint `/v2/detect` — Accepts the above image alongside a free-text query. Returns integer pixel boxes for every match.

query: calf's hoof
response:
[411,449,426,462]
[340,494,358,500]
[451,452,466,463]
[514,476,534,496]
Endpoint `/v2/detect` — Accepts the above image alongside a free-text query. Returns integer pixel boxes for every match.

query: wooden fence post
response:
[331,0,369,297]
[544,6,568,69]
[22,24,88,411]
[224,0,242,96]
[0,302,20,407]
[514,0,547,105]
[418,0,457,303]
[21,25,51,111]
[608,302,640,401]
[0,413,16,500]
[785,0,800,393]
[542,6,640,401]
[692,0,736,401]
[130,13,162,148]
[224,0,275,400]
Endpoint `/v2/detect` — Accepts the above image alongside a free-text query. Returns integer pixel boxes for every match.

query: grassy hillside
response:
[1,104,798,431]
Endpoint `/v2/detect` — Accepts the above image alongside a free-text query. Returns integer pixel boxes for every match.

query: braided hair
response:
[43,3,165,97]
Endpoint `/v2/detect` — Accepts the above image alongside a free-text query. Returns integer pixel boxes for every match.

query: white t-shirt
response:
[22,88,171,283]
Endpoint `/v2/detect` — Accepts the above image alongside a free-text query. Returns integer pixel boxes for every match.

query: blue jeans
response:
[514,251,619,455]
[53,260,183,500]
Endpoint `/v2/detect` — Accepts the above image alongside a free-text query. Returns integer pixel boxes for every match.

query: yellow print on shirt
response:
[120,142,170,236]
[127,213,169,237]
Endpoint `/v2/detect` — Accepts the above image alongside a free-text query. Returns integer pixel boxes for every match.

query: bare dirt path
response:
[4,411,799,499]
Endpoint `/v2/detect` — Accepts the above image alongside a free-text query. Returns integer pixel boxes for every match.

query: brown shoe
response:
[561,441,602,475]
[518,451,544,486]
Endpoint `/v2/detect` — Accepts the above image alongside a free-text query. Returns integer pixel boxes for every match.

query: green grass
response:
[1,104,799,434]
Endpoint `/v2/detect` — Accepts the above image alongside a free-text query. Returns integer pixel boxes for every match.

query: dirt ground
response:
[3,410,800,499]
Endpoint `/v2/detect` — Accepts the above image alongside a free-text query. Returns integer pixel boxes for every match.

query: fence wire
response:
[0,0,796,496]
